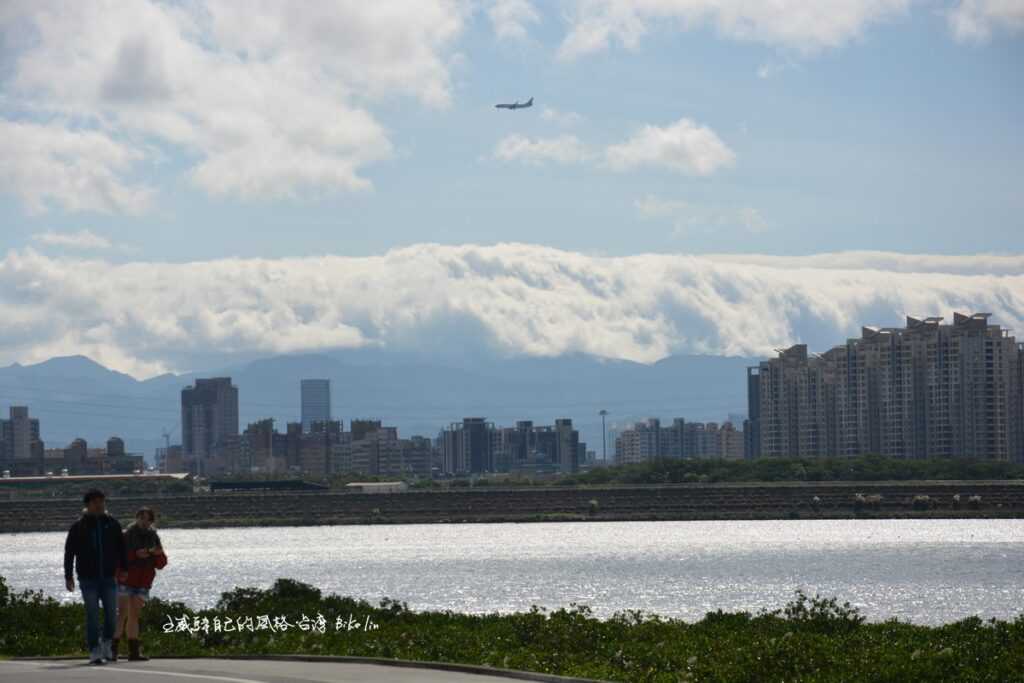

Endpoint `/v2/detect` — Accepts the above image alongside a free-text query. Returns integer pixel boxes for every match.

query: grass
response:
[2,576,1022,682]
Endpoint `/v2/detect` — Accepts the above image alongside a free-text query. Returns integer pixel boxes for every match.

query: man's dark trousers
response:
[80,577,118,651]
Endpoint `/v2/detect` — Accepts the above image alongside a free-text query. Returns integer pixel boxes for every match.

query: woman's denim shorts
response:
[118,585,150,599]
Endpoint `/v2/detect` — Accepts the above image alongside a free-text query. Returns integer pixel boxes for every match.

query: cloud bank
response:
[555,1,1020,58]
[948,0,1024,42]
[0,0,467,210]
[2,244,1021,379]
[557,0,912,59]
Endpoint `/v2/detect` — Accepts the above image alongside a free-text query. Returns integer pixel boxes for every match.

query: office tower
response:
[181,377,239,460]
[300,379,331,433]
[750,313,1022,461]
[554,418,580,473]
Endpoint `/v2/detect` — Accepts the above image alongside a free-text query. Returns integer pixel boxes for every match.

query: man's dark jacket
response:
[64,512,127,582]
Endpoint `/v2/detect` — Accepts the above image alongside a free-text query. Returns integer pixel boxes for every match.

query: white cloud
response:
[0,1,468,209]
[489,0,541,40]
[635,195,768,235]
[605,118,735,175]
[32,230,114,250]
[557,0,911,60]
[0,244,1021,378]
[493,134,594,164]
[541,107,584,126]
[948,0,1024,42]
[497,118,734,174]
[0,120,153,214]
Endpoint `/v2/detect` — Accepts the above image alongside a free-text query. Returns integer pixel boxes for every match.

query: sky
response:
[0,0,1022,377]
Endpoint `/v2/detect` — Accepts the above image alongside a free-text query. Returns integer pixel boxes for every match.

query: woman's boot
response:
[128,639,149,661]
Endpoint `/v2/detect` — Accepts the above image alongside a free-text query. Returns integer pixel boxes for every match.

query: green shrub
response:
[2,576,1022,681]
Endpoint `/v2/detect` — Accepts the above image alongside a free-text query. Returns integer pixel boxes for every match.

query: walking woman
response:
[113,507,167,661]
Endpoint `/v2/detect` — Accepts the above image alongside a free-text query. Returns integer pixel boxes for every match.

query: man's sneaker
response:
[89,646,105,665]
[100,639,113,662]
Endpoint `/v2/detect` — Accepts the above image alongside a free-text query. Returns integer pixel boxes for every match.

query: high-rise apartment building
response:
[747,313,1023,461]
[3,406,40,461]
[614,418,661,464]
[0,406,43,474]
[181,378,239,461]
[442,417,492,475]
[442,417,583,475]
[615,417,743,462]
[300,379,331,433]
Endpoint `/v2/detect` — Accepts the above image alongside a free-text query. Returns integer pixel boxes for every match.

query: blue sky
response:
[0,1,1022,376]
[1,0,1021,260]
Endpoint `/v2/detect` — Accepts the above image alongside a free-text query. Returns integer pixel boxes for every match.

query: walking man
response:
[64,489,126,665]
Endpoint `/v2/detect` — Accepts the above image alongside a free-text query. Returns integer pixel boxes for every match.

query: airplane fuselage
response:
[495,98,533,110]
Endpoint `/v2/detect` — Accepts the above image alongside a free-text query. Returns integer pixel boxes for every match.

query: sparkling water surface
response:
[3,519,1021,624]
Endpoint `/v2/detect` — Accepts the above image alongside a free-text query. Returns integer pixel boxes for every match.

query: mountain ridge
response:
[0,351,757,462]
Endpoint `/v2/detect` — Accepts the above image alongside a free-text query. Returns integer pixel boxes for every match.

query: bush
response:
[2,576,1022,682]
[771,591,865,634]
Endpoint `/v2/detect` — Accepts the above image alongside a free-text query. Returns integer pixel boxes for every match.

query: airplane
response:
[495,97,533,110]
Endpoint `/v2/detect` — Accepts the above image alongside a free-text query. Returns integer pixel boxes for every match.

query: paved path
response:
[0,658,571,683]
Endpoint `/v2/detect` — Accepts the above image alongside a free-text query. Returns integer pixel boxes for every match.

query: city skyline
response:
[3,308,1020,472]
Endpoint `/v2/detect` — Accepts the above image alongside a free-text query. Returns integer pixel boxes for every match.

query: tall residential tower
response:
[181,378,239,460]
[747,313,1022,461]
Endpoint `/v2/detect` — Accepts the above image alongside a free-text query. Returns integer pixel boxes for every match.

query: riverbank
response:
[1,480,1022,533]
[1,576,1021,682]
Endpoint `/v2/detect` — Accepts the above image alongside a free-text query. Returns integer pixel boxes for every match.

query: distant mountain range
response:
[0,351,758,462]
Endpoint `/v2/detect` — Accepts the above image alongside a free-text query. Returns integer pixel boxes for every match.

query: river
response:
[2,519,1021,624]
